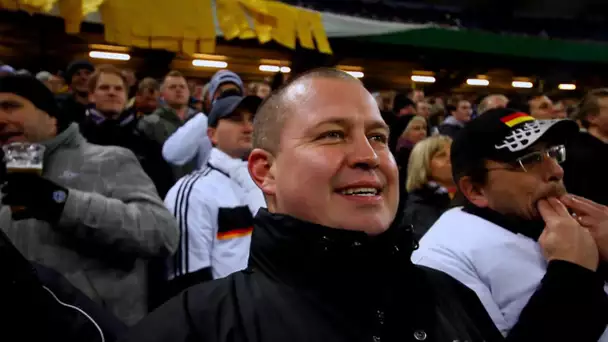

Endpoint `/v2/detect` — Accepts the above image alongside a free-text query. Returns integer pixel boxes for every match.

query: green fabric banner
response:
[357,27,608,63]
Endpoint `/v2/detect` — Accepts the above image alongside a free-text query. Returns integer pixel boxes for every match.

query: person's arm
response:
[165,183,217,297]
[505,260,608,342]
[137,114,171,146]
[162,113,209,166]
[57,148,179,258]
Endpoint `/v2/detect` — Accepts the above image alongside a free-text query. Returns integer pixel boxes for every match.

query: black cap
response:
[0,75,62,118]
[208,95,262,127]
[0,75,69,132]
[64,60,94,85]
[451,108,579,182]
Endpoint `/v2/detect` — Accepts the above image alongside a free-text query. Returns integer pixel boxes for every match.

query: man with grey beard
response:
[413,108,608,340]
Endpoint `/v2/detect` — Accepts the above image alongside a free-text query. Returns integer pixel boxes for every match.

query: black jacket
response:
[122,209,504,342]
[437,123,462,139]
[404,185,452,240]
[0,230,127,342]
[56,93,88,125]
[79,109,176,198]
[563,131,608,205]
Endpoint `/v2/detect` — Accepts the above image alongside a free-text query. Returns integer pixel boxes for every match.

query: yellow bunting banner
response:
[1,0,332,55]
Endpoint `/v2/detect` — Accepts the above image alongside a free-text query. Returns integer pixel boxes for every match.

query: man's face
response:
[135,89,160,114]
[478,143,567,220]
[0,93,57,145]
[71,68,92,93]
[529,96,554,119]
[89,73,127,116]
[256,84,271,99]
[267,78,399,235]
[589,97,608,137]
[411,90,425,103]
[453,100,472,123]
[208,109,254,159]
[162,76,189,107]
[552,102,567,119]
[416,101,431,118]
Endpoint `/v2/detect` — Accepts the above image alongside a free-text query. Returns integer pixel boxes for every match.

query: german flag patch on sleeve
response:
[217,206,254,240]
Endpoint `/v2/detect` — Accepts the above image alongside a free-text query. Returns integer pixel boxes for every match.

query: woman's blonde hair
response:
[406,135,452,192]
[400,115,427,138]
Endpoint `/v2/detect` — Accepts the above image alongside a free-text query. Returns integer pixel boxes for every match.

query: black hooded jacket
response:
[121,209,504,342]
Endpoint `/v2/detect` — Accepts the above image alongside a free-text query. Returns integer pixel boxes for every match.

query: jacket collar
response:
[208,148,243,173]
[463,203,545,240]
[86,108,136,127]
[41,123,84,157]
[249,208,416,291]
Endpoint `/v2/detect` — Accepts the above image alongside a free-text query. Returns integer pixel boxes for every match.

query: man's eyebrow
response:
[311,117,389,132]
[368,120,390,133]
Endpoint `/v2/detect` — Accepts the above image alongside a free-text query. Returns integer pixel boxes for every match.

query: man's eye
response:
[369,134,388,143]
[521,153,543,165]
[319,131,345,140]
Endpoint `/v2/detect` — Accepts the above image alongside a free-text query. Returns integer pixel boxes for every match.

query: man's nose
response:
[542,156,564,182]
[242,120,253,133]
[347,133,379,170]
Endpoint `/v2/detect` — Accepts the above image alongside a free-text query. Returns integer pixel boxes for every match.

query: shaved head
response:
[252,68,361,155]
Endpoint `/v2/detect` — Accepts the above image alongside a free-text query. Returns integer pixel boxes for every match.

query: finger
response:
[578,215,601,228]
[565,194,604,209]
[561,194,605,217]
[546,197,572,218]
[537,199,557,223]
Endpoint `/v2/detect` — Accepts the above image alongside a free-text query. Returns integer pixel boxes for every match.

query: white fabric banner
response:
[321,12,434,37]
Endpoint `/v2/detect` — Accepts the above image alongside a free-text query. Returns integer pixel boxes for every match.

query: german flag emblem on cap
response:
[500,112,535,127]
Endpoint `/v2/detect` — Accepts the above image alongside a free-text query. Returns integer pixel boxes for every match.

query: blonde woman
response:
[404,135,455,239]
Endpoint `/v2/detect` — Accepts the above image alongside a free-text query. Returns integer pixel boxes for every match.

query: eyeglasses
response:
[486,145,566,173]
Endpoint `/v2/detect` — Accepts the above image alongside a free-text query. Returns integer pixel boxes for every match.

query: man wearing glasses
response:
[413,108,608,340]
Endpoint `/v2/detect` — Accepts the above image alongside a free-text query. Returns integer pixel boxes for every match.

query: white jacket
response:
[164,148,265,280]
[162,112,212,169]
[412,207,608,339]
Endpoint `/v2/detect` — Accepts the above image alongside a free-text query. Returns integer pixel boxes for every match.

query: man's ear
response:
[248,148,276,196]
[207,127,217,145]
[458,176,489,208]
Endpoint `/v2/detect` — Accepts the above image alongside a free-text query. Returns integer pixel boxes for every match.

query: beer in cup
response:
[2,142,45,212]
